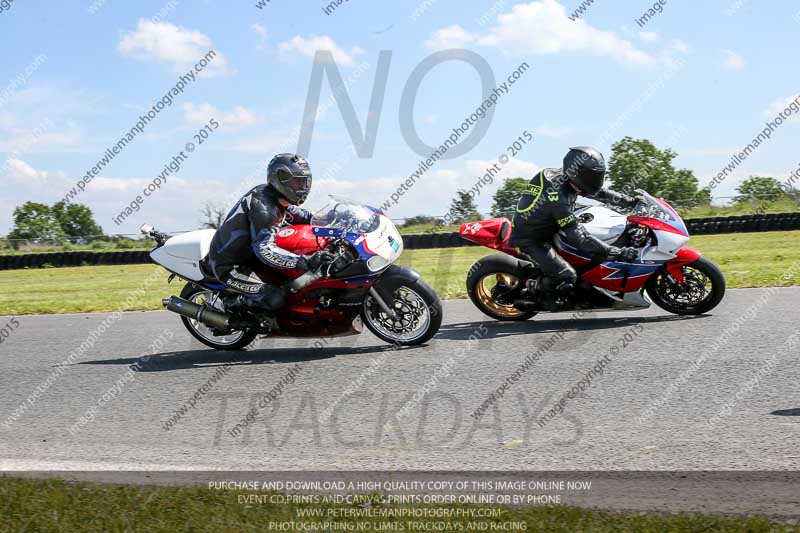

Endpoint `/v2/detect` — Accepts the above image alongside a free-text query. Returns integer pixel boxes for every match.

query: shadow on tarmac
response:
[77,343,402,372]
[436,314,710,341]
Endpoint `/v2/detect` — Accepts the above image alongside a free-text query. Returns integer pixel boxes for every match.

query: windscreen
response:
[632,190,678,222]
[311,196,381,234]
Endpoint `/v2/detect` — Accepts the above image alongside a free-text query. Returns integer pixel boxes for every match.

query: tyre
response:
[417,234,434,249]
[466,254,536,321]
[178,283,257,350]
[361,278,442,346]
[403,235,421,250]
[447,233,462,247]
[645,256,725,315]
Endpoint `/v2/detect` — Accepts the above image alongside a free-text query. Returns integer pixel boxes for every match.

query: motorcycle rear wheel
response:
[645,256,726,315]
[466,256,536,321]
[179,283,258,350]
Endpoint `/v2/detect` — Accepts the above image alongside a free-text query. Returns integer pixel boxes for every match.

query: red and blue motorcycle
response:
[459,190,726,321]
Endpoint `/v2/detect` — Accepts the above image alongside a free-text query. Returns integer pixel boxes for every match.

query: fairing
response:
[149,229,216,282]
[459,218,517,256]
[460,190,698,296]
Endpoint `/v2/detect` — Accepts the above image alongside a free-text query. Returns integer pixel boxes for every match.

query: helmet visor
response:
[576,169,604,196]
[277,168,312,202]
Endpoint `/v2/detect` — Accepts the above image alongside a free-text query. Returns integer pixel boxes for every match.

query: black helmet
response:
[563,146,606,196]
[267,153,312,205]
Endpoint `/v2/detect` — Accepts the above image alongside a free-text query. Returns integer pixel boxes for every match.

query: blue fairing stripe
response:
[560,239,665,278]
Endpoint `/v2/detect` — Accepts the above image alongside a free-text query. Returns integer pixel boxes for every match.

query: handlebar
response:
[140,223,169,246]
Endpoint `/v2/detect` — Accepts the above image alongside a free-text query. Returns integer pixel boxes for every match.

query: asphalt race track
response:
[2,288,799,517]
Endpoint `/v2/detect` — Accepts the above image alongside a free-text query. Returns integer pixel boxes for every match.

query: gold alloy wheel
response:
[474,273,526,318]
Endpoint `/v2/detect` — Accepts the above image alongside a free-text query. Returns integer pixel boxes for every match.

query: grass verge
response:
[0,477,789,532]
[1,231,798,316]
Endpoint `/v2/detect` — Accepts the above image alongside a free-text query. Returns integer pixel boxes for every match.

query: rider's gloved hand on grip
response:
[632,194,646,208]
[300,250,336,274]
[618,193,641,209]
[608,246,638,262]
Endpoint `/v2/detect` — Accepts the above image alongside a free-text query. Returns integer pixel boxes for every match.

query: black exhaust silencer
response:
[162,296,230,330]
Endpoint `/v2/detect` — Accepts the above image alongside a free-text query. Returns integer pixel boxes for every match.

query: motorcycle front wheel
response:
[645,256,726,315]
[361,279,442,346]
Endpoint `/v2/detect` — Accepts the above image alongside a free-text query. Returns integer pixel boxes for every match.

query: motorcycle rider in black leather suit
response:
[509,147,639,306]
[207,153,334,313]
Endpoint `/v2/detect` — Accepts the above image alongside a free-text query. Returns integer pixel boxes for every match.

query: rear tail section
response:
[459,217,517,256]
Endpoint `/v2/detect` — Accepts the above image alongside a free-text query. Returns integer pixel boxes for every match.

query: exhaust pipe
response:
[162,296,230,330]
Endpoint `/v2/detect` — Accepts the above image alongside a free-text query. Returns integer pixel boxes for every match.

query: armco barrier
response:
[0,249,155,271]
[1,212,799,271]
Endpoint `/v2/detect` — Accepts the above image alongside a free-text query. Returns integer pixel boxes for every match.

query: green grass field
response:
[1,231,798,316]
[0,477,789,532]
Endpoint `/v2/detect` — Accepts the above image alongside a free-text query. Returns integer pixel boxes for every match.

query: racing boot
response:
[535,277,573,312]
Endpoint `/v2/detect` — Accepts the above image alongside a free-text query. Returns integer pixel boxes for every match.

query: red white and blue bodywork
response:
[557,192,698,293]
[460,191,700,309]
[150,197,413,338]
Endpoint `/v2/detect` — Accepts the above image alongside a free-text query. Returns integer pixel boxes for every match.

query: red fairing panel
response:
[459,218,518,256]
[274,225,328,255]
[250,225,327,284]
[665,247,702,283]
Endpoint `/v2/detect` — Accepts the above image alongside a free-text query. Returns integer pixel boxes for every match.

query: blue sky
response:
[1,0,798,235]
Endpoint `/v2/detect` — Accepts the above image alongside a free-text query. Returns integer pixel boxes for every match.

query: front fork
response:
[663,246,702,284]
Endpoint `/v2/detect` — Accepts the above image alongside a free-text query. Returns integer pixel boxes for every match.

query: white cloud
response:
[467,0,655,67]
[764,94,800,123]
[0,122,87,154]
[252,23,268,51]
[277,35,364,67]
[252,23,267,39]
[118,20,229,77]
[534,124,573,138]
[433,169,459,179]
[387,157,541,217]
[638,31,659,43]
[3,158,53,184]
[381,157,540,216]
[668,39,690,53]
[90,176,190,192]
[423,114,439,125]
[719,49,745,71]
[660,38,690,70]
[465,158,540,183]
[306,176,397,208]
[424,25,477,50]
[183,103,263,132]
